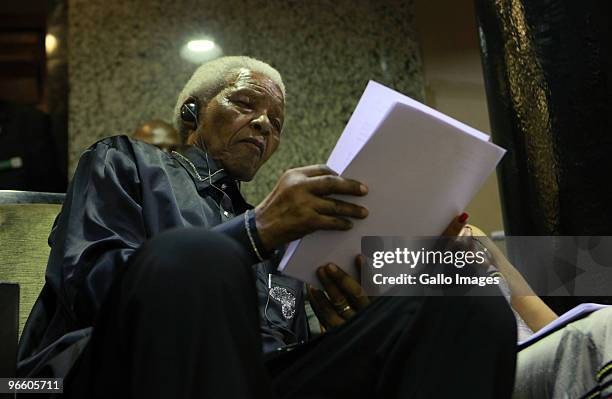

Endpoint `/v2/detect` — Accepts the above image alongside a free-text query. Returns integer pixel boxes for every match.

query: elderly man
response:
[17,56,516,398]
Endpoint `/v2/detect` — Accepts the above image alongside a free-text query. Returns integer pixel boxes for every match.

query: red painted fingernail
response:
[458,212,469,223]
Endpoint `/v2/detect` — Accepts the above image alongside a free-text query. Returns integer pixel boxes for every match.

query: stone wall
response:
[68,0,424,202]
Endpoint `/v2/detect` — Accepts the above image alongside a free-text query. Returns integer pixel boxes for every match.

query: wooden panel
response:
[0,78,39,103]
[0,28,45,103]
[0,0,47,29]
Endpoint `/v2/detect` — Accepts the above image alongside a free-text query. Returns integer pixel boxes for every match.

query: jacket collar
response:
[172,145,228,189]
[172,145,252,212]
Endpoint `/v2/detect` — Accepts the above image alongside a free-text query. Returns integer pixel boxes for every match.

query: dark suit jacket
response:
[17,136,309,377]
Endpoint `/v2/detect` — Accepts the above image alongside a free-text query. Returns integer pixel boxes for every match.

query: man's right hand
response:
[254,164,369,251]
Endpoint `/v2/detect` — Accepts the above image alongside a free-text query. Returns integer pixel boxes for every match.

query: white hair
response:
[173,56,285,140]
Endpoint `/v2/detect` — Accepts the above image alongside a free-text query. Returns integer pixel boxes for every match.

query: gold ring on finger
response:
[333,300,349,310]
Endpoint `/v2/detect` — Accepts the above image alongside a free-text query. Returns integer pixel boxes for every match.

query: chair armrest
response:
[0,282,19,378]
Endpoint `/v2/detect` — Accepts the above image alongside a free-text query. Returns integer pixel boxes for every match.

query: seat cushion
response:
[0,204,60,335]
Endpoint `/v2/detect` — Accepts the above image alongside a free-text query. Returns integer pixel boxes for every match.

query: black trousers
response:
[65,228,517,399]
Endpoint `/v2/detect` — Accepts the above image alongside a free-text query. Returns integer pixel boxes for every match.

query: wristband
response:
[244,209,265,262]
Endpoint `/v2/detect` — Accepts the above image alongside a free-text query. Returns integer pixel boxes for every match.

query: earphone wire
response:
[180,100,241,216]
[203,147,242,217]
[171,148,234,218]
[182,101,296,342]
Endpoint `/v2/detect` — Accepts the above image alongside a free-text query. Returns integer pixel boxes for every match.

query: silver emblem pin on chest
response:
[269,286,296,320]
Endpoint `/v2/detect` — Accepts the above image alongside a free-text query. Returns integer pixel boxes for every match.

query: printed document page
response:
[278,82,506,286]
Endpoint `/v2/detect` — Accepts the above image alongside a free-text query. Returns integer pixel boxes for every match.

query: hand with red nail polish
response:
[441,212,469,237]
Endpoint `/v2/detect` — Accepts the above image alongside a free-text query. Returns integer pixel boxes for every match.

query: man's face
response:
[194,68,284,181]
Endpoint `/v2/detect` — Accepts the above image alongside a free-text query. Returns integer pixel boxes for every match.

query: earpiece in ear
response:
[180,99,199,127]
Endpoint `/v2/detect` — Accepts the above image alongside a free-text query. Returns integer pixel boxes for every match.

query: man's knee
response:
[413,293,516,341]
[469,294,517,341]
[127,228,253,300]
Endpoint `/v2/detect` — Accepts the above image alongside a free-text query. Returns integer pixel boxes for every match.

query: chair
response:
[0,190,64,377]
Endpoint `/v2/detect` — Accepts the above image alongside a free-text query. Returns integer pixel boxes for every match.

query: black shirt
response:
[17,135,309,377]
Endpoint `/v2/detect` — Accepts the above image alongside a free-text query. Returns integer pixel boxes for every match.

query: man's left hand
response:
[307,213,469,330]
[308,255,371,330]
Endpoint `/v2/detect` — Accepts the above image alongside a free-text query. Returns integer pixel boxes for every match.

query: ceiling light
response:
[180,38,222,63]
[45,33,57,55]
[187,39,215,52]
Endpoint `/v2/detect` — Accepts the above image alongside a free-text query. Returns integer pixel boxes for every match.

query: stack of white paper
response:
[278,81,506,285]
